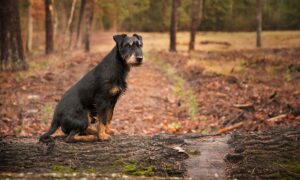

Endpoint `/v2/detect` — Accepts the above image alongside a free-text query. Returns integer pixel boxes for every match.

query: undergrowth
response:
[150,54,199,120]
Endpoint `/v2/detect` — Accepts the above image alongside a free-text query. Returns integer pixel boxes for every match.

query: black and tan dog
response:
[39,34,143,142]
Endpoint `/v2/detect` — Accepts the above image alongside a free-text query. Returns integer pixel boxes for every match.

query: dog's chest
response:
[109,83,126,96]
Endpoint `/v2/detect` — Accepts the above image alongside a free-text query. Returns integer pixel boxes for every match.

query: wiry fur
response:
[39,34,143,142]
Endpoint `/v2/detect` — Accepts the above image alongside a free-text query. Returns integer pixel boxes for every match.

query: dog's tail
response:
[39,120,60,143]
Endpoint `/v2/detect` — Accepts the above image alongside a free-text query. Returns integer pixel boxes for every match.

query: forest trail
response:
[0,32,188,136]
[105,55,184,135]
[2,32,299,136]
[1,33,300,179]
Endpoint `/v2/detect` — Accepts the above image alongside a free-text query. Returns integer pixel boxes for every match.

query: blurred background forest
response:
[11,0,300,55]
[0,0,300,137]
[20,0,300,32]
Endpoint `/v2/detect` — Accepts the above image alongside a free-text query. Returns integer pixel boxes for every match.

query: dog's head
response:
[113,34,143,66]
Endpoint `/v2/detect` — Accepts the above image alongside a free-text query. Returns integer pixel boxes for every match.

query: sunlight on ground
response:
[92,31,300,77]
[133,31,300,76]
[109,31,300,53]
[187,58,246,76]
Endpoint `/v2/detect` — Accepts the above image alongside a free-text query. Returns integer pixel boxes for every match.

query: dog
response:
[39,34,143,143]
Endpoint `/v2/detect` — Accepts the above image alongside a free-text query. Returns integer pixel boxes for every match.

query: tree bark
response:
[1,127,300,179]
[169,0,179,52]
[52,0,58,48]
[83,0,94,52]
[256,0,262,48]
[188,0,203,52]
[74,0,86,48]
[26,0,33,53]
[0,0,27,71]
[63,0,77,50]
[45,0,54,54]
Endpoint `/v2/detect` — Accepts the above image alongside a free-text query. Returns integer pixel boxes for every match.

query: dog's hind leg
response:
[80,112,98,135]
[65,131,77,143]
[66,131,97,142]
[84,128,97,135]
[73,134,97,142]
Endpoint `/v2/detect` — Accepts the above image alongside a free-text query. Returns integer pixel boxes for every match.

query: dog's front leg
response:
[105,107,117,135]
[97,110,111,141]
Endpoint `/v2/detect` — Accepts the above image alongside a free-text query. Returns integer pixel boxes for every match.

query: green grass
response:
[51,164,76,173]
[42,104,53,124]
[14,125,23,135]
[29,61,49,71]
[168,122,182,130]
[123,162,154,176]
[150,54,199,120]
[284,68,293,82]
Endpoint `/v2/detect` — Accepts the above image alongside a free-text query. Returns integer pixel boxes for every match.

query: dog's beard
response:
[126,54,141,66]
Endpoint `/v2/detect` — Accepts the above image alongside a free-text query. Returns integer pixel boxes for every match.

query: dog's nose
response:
[136,56,143,63]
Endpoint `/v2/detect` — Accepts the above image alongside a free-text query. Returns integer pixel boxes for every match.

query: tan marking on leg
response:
[84,127,97,135]
[88,112,93,124]
[109,85,121,95]
[106,124,116,135]
[73,134,97,142]
[97,114,110,141]
[105,108,116,135]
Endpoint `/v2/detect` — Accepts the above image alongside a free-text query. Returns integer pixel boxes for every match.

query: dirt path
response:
[112,61,184,135]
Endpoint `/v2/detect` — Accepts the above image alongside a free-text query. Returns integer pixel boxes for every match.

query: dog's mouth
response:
[131,61,142,66]
[126,55,143,66]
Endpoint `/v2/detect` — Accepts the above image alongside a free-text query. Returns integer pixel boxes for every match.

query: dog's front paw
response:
[106,127,117,135]
[98,133,111,141]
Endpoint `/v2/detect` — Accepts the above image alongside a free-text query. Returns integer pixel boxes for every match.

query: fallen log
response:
[1,127,300,179]
[200,40,231,46]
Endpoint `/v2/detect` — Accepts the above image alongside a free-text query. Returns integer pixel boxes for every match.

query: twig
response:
[266,114,287,123]
[218,122,244,134]
[233,103,254,111]
[269,91,277,99]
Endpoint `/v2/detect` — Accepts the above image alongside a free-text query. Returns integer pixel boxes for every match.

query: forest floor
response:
[1,31,300,178]
[1,31,299,137]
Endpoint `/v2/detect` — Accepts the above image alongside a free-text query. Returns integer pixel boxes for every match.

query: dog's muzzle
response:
[136,56,143,63]
[127,55,143,66]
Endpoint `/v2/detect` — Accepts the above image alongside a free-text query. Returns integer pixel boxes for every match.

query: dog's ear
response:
[113,34,127,45]
[133,34,143,45]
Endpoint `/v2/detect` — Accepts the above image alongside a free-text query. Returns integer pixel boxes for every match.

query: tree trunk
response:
[83,0,94,52]
[74,0,86,48]
[63,0,77,50]
[26,0,33,53]
[169,0,179,52]
[52,0,58,48]
[1,127,300,179]
[45,0,54,54]
[256,0,262,48]
[0,0,27,71]
[188,0,203,52]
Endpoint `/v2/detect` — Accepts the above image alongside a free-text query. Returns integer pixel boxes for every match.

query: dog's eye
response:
[126,44,131,48]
